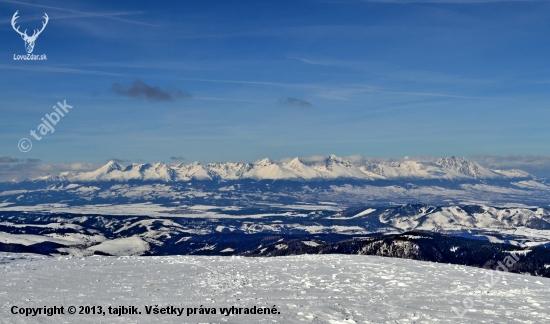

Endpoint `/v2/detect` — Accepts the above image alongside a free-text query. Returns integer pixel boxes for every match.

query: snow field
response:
[0,254,549,323]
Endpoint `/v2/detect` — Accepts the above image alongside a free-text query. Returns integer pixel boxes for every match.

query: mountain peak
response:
[254,158,272,167]
[326,154,352,169]
[100,161,123,173]
[435,156,495,178]
[25,155,533,183]
[284,157,302,166]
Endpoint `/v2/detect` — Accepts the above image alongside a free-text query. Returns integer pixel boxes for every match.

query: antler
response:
[11,11,28,38]
[29,13,49,40]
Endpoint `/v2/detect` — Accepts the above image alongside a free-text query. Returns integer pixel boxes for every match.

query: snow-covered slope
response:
[245,158,301,180]
[380,205,550,232]
[435,156,499,179]
[35,155,532,183]
[1,253,549,323]
[2,204,550,254]
[493,169,532,178]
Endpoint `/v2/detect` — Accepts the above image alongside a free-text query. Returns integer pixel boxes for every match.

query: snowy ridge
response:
[435,156,498,179]
[35,155,531,183]
[379,205,550,232]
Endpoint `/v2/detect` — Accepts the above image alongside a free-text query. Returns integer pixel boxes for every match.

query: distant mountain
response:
[1,205,550,277]
[434,156,498,178]
[2,154,548,207]
[32,155,531,183]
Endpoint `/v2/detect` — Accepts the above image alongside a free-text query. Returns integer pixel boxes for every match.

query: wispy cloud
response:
[193,96,268,103]
[471,154,550,176]
[0,156,40,163]
[179,78,326,90]
[289,57,497,86]
[180,78,478,99]
[280,97,313,107]
[0,10,146,25]
[0,0,156,26]
[0,162,100,182]
[170,156,185,161]
[111,79,193,102]
[0,64,126,77]
[107,158,128,163]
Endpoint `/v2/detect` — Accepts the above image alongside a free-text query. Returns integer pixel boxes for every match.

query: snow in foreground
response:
[0,254,549,323]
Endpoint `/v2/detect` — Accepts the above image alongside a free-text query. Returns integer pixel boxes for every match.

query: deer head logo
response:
[11,11,49,54]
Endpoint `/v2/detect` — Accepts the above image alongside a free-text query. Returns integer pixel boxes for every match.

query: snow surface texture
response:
[1,253,549,323]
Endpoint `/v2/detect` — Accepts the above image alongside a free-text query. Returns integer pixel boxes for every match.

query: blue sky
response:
[1,0,550,177]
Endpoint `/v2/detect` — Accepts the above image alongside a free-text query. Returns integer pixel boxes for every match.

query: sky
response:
[1,0,550,179]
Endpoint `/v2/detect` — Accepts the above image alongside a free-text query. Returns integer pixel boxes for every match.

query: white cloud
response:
[0,162,101,182]
[471,154,550,177]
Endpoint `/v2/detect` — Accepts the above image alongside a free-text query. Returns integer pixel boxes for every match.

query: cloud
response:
[108,158,128,163]
[0,156,20,163]
[343,154,550,177]
[471,154,550,177]
[322,0,548,3]
[111,79,193,102]
[170,156,185,161]
[289,57,495,86]
[342,155,437,164]
[0,0,155,26]
[0,162,100,182]
[280,97,313,108]
[182,77,476,100]
[0,64,126,77]
[0,156,42,163]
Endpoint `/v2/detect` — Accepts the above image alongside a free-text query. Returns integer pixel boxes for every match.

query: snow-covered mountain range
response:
[34,155,532,182]
[0,155,547,207]
[2,203,550,278]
